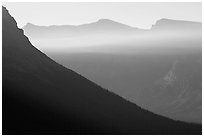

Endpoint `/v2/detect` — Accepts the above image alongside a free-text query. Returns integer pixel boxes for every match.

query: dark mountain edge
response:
[2,6,201,135]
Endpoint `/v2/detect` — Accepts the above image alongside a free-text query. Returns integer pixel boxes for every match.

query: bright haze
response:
[3,2,201,29]
[3,2,202,124]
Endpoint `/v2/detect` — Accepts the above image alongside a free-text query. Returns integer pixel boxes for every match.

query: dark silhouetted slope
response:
[2,6,201,135]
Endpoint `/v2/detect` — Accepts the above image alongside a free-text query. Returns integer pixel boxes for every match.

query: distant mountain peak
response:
[98,18,113,22]
[156,18,194,24]
[151,18,201,30]
[96,19,121,24]
[86,18,135,30]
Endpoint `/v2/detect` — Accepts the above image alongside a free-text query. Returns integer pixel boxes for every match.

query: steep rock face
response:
[2,6,201,135]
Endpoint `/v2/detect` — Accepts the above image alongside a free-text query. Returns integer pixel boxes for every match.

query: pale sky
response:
[3,2,202,29]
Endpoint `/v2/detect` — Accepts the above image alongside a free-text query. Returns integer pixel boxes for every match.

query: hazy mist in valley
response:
[23,18,202,123]
[3,2,203,135]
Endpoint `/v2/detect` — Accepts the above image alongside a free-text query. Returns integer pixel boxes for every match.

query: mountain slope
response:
[2,6,201,135]
[137,54,202,123]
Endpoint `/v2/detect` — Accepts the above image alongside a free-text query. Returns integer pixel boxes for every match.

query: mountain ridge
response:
[22,17,201,39]
[2,6,201,135]
[23,18,201,30]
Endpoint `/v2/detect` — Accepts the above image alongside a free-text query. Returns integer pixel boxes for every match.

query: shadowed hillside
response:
[2,6,202,135]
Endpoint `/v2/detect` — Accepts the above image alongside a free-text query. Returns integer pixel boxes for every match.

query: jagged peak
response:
[2,6,19,30]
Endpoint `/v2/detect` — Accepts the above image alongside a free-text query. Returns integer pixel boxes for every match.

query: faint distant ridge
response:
[23,18,201,30]
[23,18,201,39]
[84,18,137,30]
[24,18,135,29]
[151,18,201,30]
[22,18,141,38]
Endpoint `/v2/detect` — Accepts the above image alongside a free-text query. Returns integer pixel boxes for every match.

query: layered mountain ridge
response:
[20,7,202,124]
[2,6,201,135]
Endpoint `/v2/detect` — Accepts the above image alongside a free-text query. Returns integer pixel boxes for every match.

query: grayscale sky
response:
[3,2,202,29]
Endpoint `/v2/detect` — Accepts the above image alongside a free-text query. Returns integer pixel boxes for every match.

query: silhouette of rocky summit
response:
[23,18,141,39]
[2,6,201,135]
[152,18,201,29]
[23,17,201,39]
